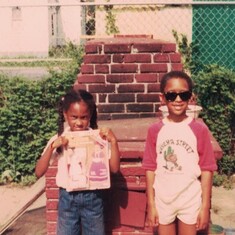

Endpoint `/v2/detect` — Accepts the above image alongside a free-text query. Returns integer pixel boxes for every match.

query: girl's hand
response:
[99,127,117,144]
[51,136,68,150]
[100,127,120,173]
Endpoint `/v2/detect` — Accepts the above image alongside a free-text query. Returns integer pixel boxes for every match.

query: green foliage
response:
[213,172,234,190]
[49,41,84,62]
[104,2,120,35]
[19,174,37,186]
[213,172,227,187]
[0,59,72,68]
[192,65,235,179]
[0,45,84,184]
[192,64,235,155]
[217,155,235,176]
[1,169,21,184]
[172,30,203,75]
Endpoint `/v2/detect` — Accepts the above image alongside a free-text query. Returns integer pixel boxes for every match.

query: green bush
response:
[192,65,235,178]
[217,155,235,176]
[172,30,203,75]
[192,64,235,155]
[213,172,227,187]
[213,172,234,190]
[0,46,84,183]
[49,41,84,62]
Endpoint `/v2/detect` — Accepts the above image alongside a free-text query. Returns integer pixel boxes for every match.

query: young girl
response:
[35,88,120,235]
[142,71,217,235]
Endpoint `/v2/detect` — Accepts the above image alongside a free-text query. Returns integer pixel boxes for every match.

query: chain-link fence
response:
[0,0,235,79]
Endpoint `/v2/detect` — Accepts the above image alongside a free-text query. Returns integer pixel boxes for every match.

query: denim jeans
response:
[57,188,105,235]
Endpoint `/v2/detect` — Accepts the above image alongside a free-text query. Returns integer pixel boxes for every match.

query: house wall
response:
[0,0,49,57]
[0,0,82,57]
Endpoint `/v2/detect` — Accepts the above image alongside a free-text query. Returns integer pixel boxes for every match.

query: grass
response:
[0,58,73,67]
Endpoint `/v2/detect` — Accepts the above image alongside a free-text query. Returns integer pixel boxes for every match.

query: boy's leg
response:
[177,181,201,235]
[158,222,176,235]
[155,192,178,235]
[178,219,197,235]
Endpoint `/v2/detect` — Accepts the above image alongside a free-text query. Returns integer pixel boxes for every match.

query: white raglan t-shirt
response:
[142,117,217,204]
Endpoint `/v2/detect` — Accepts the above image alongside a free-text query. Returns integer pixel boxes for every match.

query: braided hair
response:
[57,88,98,137]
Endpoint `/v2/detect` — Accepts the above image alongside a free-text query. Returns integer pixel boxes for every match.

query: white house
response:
[0,0,82,57]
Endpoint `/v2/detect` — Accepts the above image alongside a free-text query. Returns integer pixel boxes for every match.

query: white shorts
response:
[155,180,202,225]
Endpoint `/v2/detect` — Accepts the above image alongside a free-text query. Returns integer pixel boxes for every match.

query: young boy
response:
[142,71,217,235]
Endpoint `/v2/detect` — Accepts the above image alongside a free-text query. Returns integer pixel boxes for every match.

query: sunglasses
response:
[164,91,192,102]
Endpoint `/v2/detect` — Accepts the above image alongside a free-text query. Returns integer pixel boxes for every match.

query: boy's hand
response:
[196,207,210,231]
[146,205,159,227]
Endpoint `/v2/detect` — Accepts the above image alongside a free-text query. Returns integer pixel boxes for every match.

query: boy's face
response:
[63,101,91,131]
[160,78,191,121]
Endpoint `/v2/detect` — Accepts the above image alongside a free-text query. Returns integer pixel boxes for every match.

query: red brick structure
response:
[74,36,183,120]
[46,36,219,235]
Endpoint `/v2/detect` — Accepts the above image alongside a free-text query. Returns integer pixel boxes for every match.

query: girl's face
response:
[160,78,191,122]
[63,101,91,131]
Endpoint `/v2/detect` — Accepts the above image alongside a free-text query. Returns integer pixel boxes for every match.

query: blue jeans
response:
[57,188,105,235]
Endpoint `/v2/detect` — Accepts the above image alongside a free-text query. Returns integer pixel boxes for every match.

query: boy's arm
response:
[146,170,158,227]
[197,170,213,230]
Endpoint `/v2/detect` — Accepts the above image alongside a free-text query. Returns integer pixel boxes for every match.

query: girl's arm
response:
[35,136,68,178]
[109,137,120,173]
[99,128,120,173]
[146,170,158,227]
[196,170,213,230]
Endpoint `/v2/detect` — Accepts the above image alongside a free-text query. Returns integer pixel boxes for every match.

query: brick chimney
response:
[74,35,183,120]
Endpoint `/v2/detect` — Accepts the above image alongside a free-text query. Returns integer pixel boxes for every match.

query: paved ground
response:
[0,185,235,235]
[2,207,46,235]
[0,191,46,235]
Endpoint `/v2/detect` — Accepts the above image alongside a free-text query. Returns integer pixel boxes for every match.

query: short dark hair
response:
[160,71,193,93]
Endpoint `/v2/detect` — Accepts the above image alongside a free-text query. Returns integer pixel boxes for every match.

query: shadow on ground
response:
[2,207,46,235]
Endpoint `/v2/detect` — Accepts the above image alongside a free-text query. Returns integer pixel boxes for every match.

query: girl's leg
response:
[178,219,197,235]
[80,190,105,235]
[157,222,176,235]
[57,188,81,235]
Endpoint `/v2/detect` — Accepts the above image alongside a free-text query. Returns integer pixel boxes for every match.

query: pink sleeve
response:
[142,122,163,171]
[190,120,217,171]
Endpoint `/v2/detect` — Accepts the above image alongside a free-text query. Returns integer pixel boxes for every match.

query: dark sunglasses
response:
[164,91,192,102]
